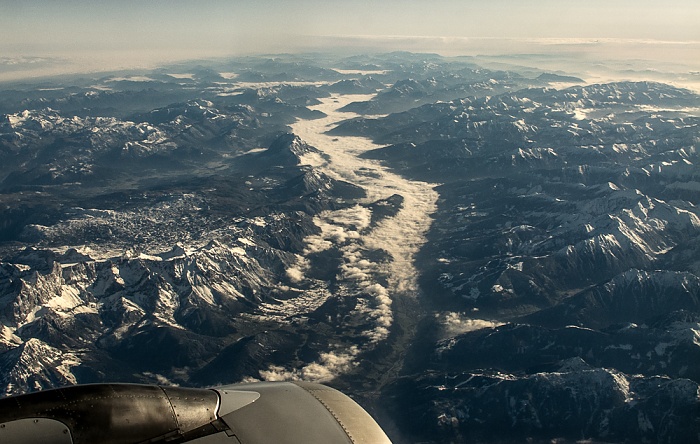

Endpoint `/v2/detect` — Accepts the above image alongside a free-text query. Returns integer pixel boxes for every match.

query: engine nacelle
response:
[0,381,392,444]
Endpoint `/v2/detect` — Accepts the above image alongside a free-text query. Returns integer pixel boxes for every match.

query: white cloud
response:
[259,365,299,382]
[286,265,306,283]
[440,312,504,338]
[291,94,439,348]
[326,205,372,230]
[259,347,360,383]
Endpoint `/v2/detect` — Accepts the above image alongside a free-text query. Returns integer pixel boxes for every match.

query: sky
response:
[1,0,699,76]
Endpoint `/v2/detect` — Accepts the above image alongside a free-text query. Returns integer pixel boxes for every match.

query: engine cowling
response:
[0,381,392,444]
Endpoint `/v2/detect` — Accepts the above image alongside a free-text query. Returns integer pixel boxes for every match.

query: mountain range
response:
[0,53,699,443]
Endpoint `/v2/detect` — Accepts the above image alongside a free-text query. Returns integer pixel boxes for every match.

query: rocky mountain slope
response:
[1,53,699,443]
[334,78,700,442]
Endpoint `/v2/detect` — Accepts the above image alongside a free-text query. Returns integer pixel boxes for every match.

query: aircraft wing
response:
[0,381,392,443]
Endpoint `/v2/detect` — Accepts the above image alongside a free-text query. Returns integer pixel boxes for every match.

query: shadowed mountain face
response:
[352,81,700,314]
[1,53,699,443]
[327,74,700,442]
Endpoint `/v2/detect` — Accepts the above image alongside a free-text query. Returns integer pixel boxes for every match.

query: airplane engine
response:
[0,381,392,443]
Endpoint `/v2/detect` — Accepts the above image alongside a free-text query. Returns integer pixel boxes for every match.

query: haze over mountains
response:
[1,52,699,443]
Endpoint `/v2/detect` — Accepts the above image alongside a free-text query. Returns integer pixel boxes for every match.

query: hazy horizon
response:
[2,1,699,83]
